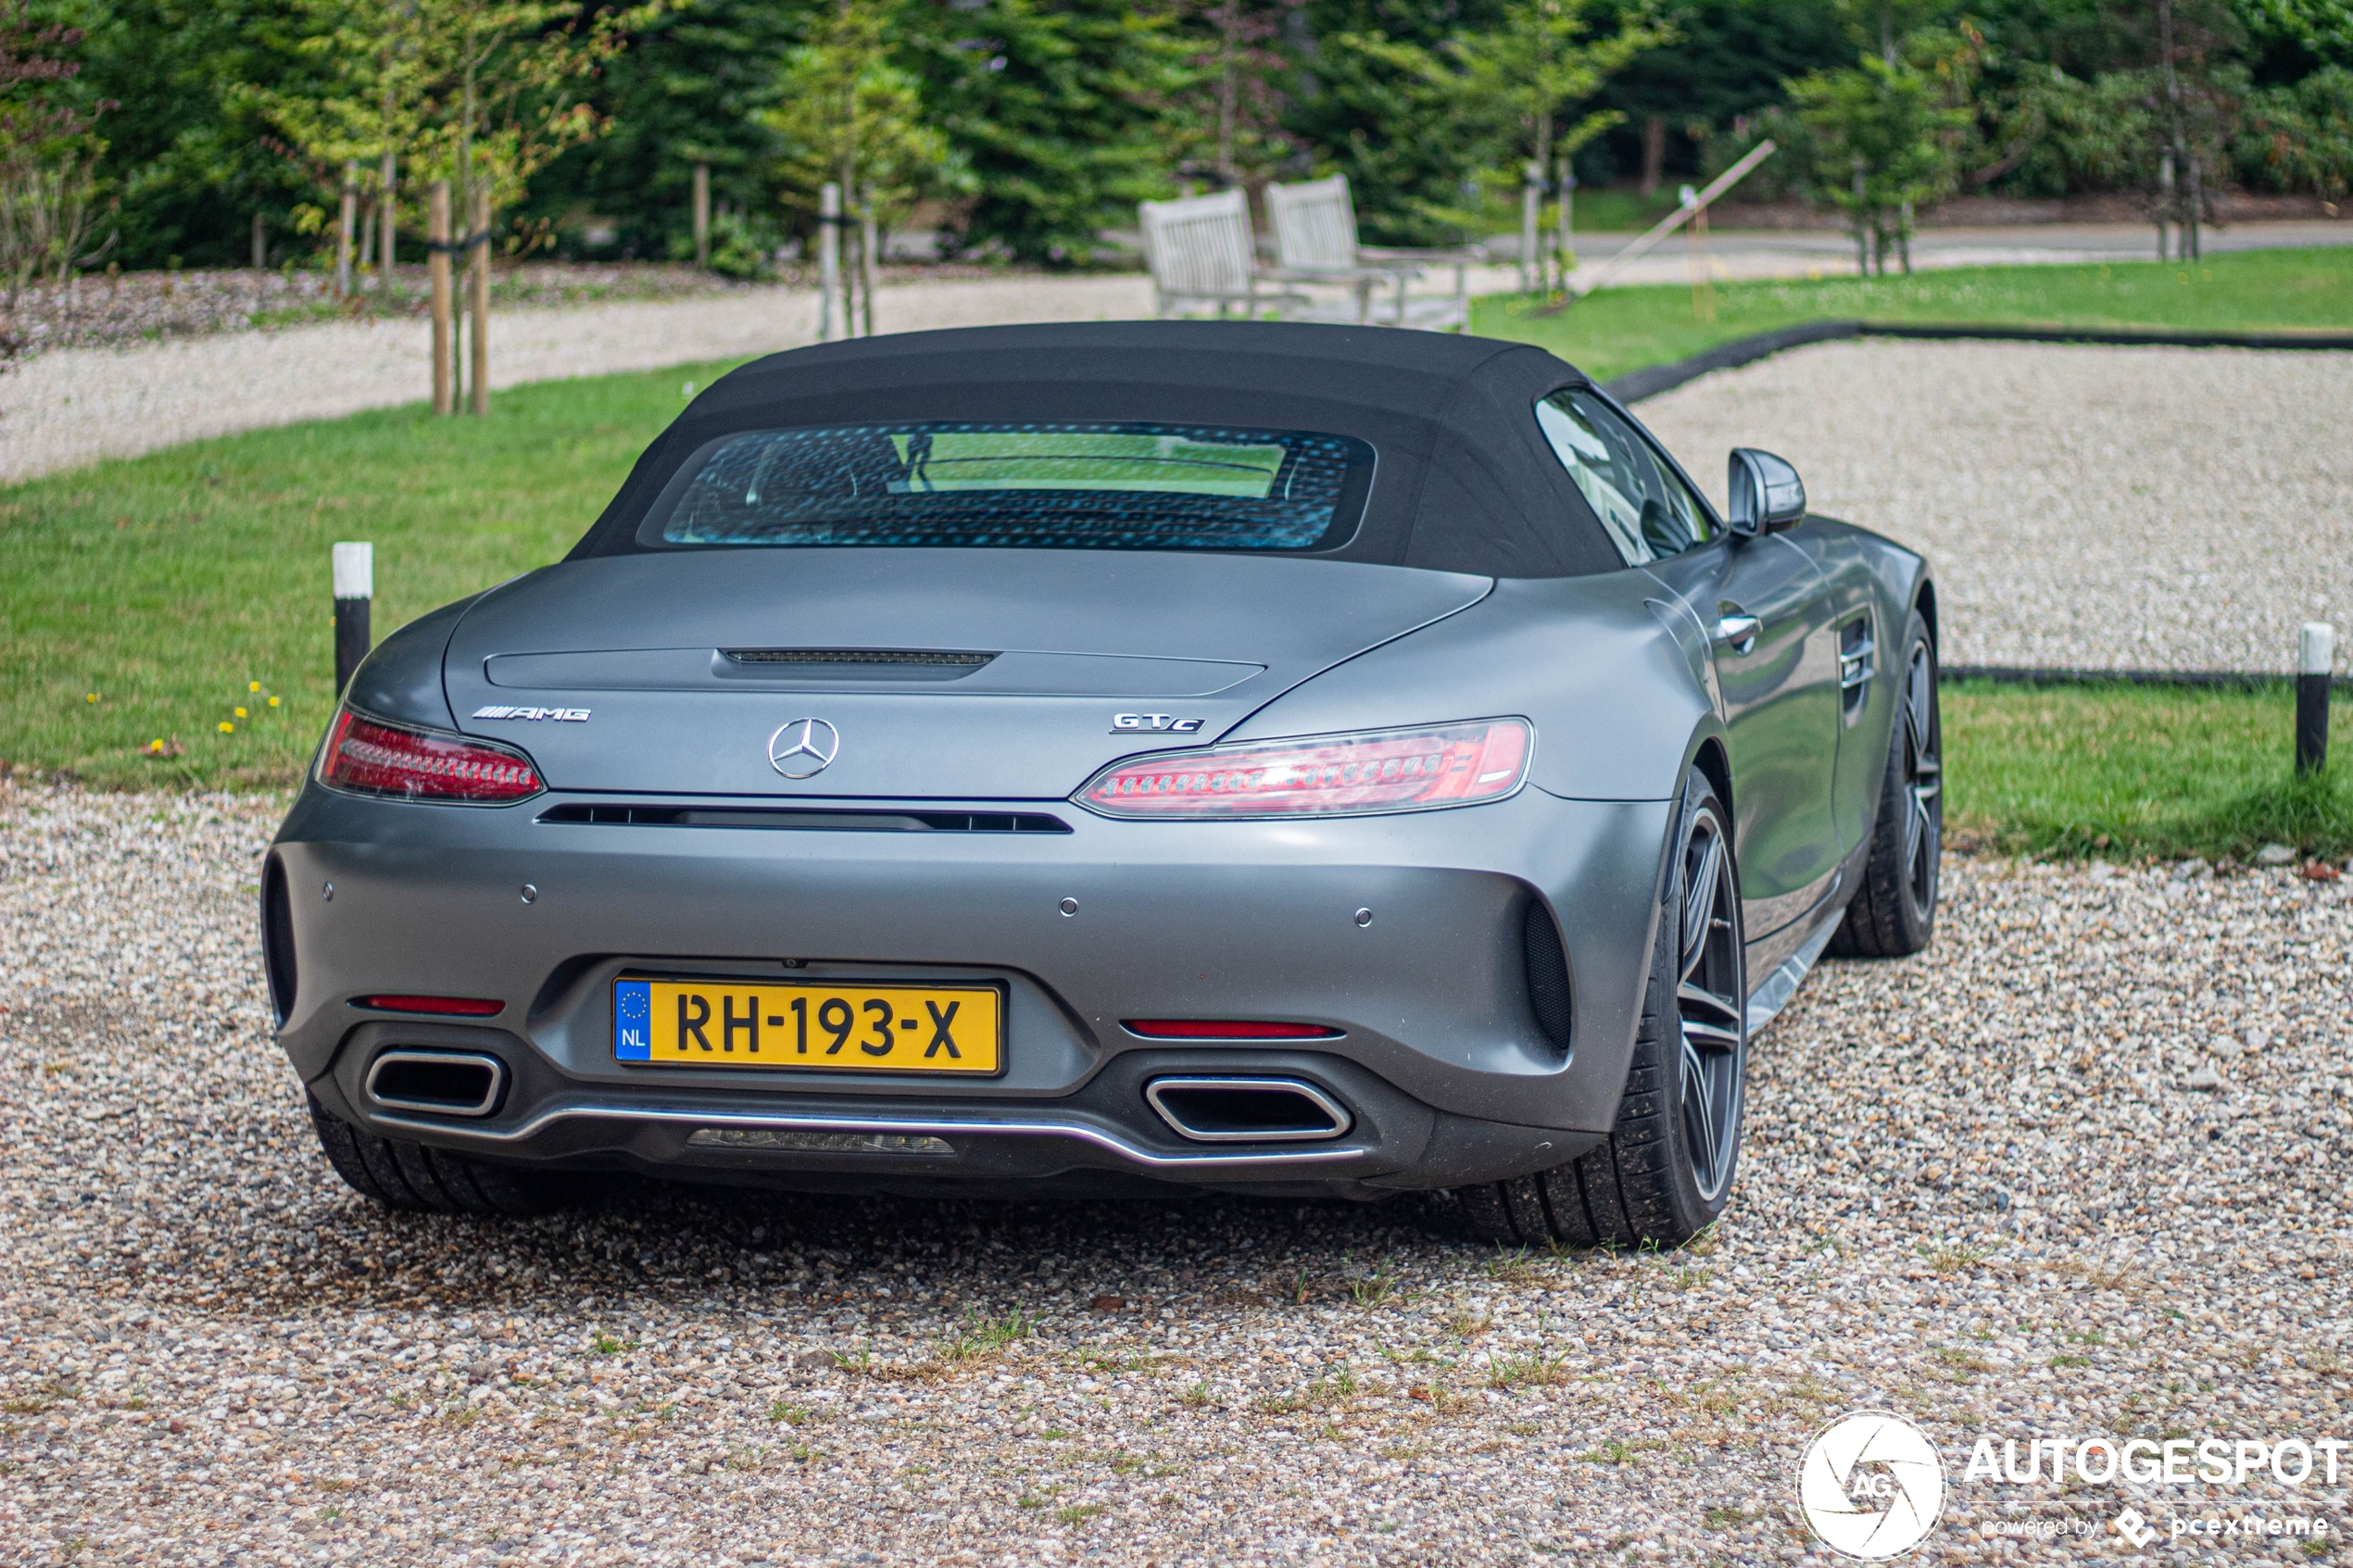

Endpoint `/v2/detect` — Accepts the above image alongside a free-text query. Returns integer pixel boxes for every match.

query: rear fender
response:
[1223,573,1716,804]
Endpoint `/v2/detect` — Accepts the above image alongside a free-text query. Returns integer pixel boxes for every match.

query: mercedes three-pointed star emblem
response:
[767,718,841,779]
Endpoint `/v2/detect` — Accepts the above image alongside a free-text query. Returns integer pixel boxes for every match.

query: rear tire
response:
[1828,608,1941,959]
[1453,768,1746,1249]
[308,1094,566,1217]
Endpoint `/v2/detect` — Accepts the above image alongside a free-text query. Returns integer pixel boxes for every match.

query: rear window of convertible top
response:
[638,421,1375,553]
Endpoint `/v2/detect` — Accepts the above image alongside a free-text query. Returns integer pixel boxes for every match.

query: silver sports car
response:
[265,320,1940,1248]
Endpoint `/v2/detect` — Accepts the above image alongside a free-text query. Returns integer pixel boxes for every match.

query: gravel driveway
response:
[5,782,2348,1564]
[1634,339,2353,675]
[0,274,1157,484]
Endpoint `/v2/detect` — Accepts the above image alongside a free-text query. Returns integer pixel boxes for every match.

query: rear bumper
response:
[271,782,1673,1195]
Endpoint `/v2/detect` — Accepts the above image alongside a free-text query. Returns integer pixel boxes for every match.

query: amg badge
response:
[472,705,590,721]
[1111,713,1205,734]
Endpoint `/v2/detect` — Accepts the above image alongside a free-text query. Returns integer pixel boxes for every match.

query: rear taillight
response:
[1076,719,1530,821]
[318,709,544,804]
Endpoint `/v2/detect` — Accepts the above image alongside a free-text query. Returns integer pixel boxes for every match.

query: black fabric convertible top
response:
[568,320,1624,578]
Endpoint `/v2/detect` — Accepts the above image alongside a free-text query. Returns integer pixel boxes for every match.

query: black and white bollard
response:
[333,541,373,696]
[2297,621,2334,776]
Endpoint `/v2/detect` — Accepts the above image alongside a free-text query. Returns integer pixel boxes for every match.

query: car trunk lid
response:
[440,548,1490,799]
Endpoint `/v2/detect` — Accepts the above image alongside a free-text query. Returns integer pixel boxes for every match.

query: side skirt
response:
[1743,834,1869,1036]
[1743,912,1840,1037]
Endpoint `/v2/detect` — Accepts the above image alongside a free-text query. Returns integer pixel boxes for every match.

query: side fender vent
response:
[261,856,298,1027]
[1523,899,1572,1058]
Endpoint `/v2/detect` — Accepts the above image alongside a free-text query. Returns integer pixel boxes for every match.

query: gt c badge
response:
[769,718,841,779]
[1112,713,1205,734]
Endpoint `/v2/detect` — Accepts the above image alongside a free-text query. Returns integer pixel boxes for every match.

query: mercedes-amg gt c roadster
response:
[265,320,1941,1248]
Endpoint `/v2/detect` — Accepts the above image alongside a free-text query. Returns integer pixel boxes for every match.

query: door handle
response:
[1714,613,1762,655]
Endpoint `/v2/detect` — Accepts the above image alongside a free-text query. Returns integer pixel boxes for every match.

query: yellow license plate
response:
[613,978,1002,1073]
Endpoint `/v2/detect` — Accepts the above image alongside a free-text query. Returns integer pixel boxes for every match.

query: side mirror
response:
[1726,448,1806,536]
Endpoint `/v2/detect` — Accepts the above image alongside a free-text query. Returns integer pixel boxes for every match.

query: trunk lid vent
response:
[722,648,996,669]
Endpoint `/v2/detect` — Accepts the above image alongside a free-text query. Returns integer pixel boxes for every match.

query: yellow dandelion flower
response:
[219,721,233,734]
[150,739,163,752]
[234,707,248,719]
[85,692,98,703]
[248,681,261,693]
[268,696,281,708]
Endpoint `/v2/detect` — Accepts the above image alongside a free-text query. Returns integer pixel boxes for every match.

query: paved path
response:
[1565,217,2353,282]
[0,274,1154,483]
[6,220,2339,486]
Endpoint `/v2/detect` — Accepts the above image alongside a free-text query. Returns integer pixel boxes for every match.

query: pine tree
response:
[917,0,1194,264]
[1282,0,1506,245]
[519,0,810,259]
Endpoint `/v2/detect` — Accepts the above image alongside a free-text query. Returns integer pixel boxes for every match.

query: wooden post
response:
[468,186,490,416]
[378,149,396,290]
[252,210,266,270]
[818,182,840,342]
[336,163,358,298]
[333,543,373,696]
[428,181,453,415]
[693,162,711,268]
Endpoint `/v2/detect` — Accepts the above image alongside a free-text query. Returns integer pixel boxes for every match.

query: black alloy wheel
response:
[1676,799,1745,1206]
[1831,606,1942,958]
[1453,769,1746,1248]
[1898,635,1943,912]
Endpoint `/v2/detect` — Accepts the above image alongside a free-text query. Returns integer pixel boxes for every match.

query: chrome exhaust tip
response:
[364,1049,508,1118]
[1143,1077,1353,1143]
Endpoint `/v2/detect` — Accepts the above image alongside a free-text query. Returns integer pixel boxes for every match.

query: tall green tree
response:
[0,0,114,301]
[1788,26,1977,270]
[1169,0,1299,190]
[1588,0,1848,188]
[915,0,1194,263]
[516,0,805,259]
[763,0,950,228]
[2237,0,2353,68]
[245,0,656,249]
[78,0,321,267]
[1444,0,1673,188]
[1283,0,1506,245]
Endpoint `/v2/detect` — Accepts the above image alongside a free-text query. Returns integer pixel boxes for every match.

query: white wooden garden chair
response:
[1264,174,1482,332]
[1139,189,1353,324]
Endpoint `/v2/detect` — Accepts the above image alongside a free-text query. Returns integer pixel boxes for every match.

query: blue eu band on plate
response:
[613,979,1004,1073]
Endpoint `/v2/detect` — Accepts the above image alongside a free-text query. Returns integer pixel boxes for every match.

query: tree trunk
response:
[377,69,396,292]
[1641,116,1666,197]
[1215,3,1238,185]
[2156,0,2201,261]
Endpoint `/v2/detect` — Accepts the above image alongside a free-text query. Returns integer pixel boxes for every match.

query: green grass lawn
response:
[0,359,742,790]
[1560,187,1689,234]
[1944,682,2352,861]
[1475,245,2353,383]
